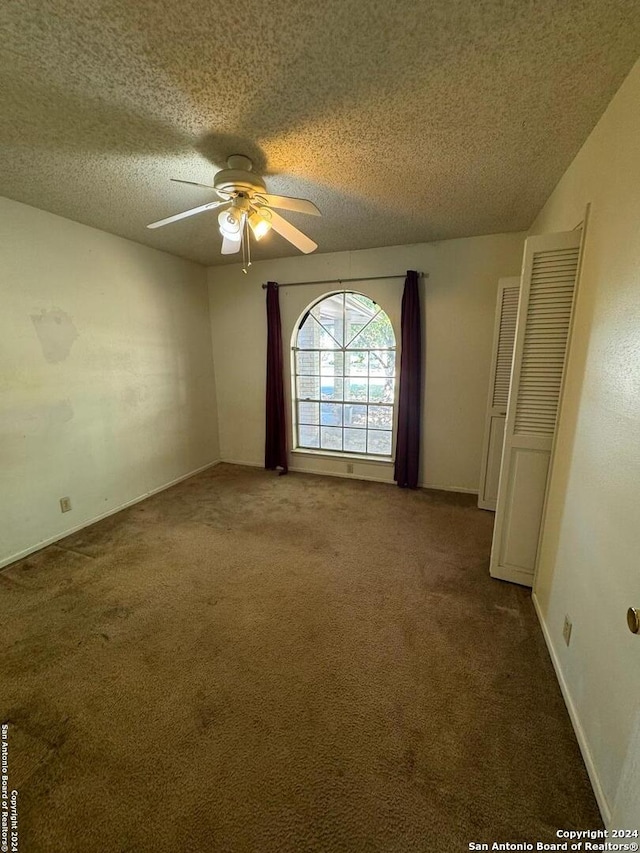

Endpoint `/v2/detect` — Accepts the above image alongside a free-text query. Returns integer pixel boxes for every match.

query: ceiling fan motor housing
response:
[214,155,266,199]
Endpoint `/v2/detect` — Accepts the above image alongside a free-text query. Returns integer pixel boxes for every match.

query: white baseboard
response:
[0,460,221,571]
[490,564,534,587]
[289,465,394,485]
[219,458,394,485]
[420,482,479,495]
[532,591,611,825]
[219,458,263,469]
[221,458,479,494]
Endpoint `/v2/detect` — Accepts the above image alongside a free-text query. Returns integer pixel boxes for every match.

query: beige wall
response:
[0,197,219,567]
[208,233,525,491]
[531,59,640,824]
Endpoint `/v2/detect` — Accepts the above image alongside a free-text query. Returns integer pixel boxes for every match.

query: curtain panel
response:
[265,282,288,473]
[394,270,422,488]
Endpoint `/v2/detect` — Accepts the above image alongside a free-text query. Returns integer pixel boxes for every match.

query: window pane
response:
[345,296,379,347]
[344,378,367,402]
[349,294,378,313]
[343,404,367,427]
[297,314,321,349]
[296,351,319,376]
[321,426,343,451]
[320,403,342,426]
[345,351,368,376]
[368,406,393,430]
[367,430,392,456]
[320,378,344,402]
[369,378,395,404]
[369,350,395,376]
[297,376,320,400]
[299,425,319,448]
[311,293,344,346]
[319,326,341,349]
[298,314,340,349]
[320,351,344,376]
[344,428,367,453]
[349,315,395,349]
[345,293,386,347]
[298,402,319,425]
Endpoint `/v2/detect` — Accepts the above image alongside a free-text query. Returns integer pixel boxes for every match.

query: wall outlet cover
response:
[563,615,572,646]
[60,496,72,513]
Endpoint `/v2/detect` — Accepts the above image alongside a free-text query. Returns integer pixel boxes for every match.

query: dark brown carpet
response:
[0,463,601,851]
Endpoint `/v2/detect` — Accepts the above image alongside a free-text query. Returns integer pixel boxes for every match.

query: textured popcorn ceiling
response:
[1,1,639,266]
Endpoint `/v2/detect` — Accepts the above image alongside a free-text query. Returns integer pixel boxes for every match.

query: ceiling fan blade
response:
[221,235,241,255]
[255,193,321,216]
[171,178,217,191]
[147,200,228,229]
[268,210,318,254]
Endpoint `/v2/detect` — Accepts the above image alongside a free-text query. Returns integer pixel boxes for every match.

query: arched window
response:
[292,291,396,457]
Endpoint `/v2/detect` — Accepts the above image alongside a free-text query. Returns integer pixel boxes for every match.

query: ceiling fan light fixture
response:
[149,157,320,260]
[218,207,243,240]
[248,208,272,241]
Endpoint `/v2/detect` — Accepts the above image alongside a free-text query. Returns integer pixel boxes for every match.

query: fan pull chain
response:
[241,216,247,273]
[242,215,252,274]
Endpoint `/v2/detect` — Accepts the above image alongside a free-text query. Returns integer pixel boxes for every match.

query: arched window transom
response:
[292,292,396,457]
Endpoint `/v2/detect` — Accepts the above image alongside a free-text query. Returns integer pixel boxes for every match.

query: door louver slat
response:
[479,277,521,512]
[514,246,580,437]
[491,286,520,409]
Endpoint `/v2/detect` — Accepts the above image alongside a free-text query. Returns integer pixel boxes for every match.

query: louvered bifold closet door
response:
[490,231,582,586]
[478,278,520,510]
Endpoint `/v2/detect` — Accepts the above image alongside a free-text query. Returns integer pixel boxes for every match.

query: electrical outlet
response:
[346,463,354,474]
[59,496,72,513]
[563,615,572,647]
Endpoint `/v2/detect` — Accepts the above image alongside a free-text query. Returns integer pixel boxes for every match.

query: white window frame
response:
[291,290,398,461]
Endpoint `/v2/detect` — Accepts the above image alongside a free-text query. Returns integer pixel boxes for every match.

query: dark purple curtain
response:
[394,270,422,488]
[265,282,288,474]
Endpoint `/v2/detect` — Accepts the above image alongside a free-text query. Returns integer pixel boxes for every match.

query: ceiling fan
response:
[147,155,321,264]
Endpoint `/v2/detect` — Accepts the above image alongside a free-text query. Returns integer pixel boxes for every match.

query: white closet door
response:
[490,230,582,586]
[478,277,520,510]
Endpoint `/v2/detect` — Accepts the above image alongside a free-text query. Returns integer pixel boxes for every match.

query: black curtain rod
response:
[261,272,427,289]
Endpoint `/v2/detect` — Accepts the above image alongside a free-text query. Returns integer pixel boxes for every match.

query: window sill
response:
[291,448,394,465]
